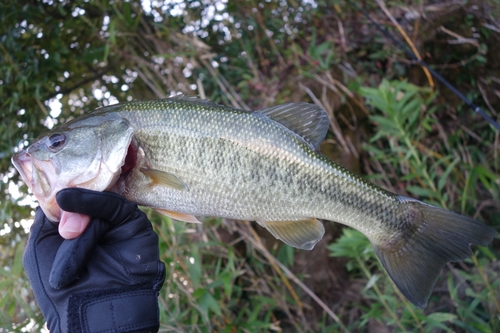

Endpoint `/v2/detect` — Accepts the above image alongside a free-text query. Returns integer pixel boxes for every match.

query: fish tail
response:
[372,197,496,308]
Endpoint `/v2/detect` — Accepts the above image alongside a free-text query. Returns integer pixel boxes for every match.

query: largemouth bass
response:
[12,97,496,308]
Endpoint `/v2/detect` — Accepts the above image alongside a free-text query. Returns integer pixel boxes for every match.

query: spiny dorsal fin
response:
[141,168,188,191]
[154,208,201,224]
[257,219,325,250]
[258,103,330,149]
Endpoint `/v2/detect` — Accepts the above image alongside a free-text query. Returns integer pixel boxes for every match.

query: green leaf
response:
[475,165,498,190]
[221,271,232,299]
[188,246,202,288]
[426,312,457,322]
[406,186,439,200]
[316,41,331,55]
[328,229,372,260]
[12,241,25,277]
[364,274,380,291]
[192,288,206,298]
[438,158,460,191]
[400,98,421,121]
[276,244,294,267]
[370,115,400,132]
[199,292,221,316]
[476,245,497,261]
[103,43,110,62]
[109,19,116,45]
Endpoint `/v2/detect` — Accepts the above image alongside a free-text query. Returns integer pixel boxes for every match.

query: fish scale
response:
[12,97,496,308]
[119,100,385,228]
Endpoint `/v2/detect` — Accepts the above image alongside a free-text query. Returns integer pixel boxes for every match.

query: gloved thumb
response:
[56,188,137,226]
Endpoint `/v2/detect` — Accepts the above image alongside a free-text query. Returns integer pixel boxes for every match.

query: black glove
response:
[23,188,166,333]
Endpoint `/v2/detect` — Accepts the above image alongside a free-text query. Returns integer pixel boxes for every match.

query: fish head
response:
[12,113,135,221]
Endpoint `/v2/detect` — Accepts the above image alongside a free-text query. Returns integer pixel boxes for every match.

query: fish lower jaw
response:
[40,198,62,222]
[36,180,66,222]
[12,152,34,189]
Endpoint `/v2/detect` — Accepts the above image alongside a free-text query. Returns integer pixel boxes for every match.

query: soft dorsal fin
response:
[256,219,325,250]
[258,103,330,149]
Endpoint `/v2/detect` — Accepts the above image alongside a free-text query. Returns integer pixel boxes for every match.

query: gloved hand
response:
[23,188,166,333]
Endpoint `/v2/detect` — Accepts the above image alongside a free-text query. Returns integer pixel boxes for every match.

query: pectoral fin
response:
[257,219,325,250]
[154,208,201,224]
[141,168,188,191]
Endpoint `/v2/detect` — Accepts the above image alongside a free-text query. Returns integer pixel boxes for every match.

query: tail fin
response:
[372,197,496,308]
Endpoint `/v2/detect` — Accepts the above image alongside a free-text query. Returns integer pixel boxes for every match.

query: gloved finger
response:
[23,209,65,332]
[56,188,137,226]
[24,207,62,279]
[101,208,161,281]
[27,207,60,243]
[153,261,166,291]
[58,212,91,239]
[49,217,111,289]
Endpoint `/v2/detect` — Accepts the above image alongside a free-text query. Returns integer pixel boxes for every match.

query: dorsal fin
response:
[168,97,330,148]
[258,103,330,149]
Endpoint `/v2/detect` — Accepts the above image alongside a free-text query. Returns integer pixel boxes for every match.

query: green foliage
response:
[307,28,336,72]
[149,212,302,332]
[0,240,46,332]
[322,79,500,332]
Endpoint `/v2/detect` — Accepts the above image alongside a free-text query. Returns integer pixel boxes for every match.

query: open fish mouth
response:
[108,140,141,194]
[13,150,54,197]
[12,150,61,221]
[12,151,34,190]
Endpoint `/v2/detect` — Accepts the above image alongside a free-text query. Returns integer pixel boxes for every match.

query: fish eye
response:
[47,133,66,152]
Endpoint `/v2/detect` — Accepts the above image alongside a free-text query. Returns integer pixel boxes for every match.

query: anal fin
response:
[257,219,325,250]
[154,209,201,224]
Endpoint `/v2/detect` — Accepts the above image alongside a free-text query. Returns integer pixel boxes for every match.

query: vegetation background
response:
[1,0,499,332]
